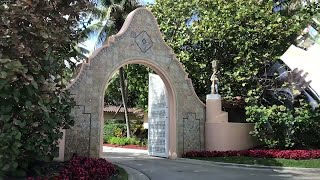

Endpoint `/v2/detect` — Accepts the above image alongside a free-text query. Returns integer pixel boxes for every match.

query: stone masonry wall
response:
[64,8,205,160]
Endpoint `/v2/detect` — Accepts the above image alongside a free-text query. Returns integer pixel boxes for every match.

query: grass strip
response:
[190,156,320,168]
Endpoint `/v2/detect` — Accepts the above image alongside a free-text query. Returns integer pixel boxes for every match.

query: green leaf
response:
[1,164,10,171]
[40,32,49,39]
[31,80,38,89]
[0,72,7,79]
[15,132,21,140]
[0,59,10,63]
[13,142,22,148]
[25,101,32,108]
[14,169,26,177]
[12,162,18,169]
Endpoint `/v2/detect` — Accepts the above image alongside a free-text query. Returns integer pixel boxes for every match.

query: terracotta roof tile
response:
[104,105,145,118]
[104,105,140,113]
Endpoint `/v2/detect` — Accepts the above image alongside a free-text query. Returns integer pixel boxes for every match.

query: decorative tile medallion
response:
[135,31,153,53]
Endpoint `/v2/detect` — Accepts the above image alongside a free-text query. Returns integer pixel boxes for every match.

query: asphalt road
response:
[103,148,320,180]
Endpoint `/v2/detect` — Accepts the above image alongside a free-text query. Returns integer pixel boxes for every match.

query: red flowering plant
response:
[59,156,117,179]
[27,156,117,180]
[184,149,320,160]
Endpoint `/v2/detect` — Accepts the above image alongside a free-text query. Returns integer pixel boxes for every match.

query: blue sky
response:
[141,0,154,4]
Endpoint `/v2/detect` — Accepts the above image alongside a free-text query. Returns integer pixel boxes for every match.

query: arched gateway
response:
[64,8,205,160]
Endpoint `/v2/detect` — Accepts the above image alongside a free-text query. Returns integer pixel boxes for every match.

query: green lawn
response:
[190,156,320,168]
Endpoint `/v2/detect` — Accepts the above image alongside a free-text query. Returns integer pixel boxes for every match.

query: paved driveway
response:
[103,147,320,180]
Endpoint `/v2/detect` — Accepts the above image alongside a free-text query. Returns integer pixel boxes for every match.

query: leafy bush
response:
[108,137,127,146]
[114,127,125,138]
[131,122,148,141]
[103,122,127,142]
[245,85,320,149]
[27,156,116,180]
[184,149,320,160]
[59,156,116,179]
[0,0,90,176]
[138,139,147,147]
[246,104,320,149]
[103,120,148,143]
[108,137,141,146]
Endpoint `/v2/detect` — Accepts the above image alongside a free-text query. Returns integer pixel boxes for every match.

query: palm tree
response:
[85,0,141,48]
[84,0,142,138]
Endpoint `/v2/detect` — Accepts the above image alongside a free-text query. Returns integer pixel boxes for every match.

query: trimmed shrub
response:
[108,137,141,146]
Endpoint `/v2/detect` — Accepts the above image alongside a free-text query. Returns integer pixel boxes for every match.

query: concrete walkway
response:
[103,147,320,180]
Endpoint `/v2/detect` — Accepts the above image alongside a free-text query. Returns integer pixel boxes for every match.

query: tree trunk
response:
[119,67,131,138]
[112,103,123,119]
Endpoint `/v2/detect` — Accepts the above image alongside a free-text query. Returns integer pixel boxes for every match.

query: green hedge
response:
[108,137,141,146]
[103,119,148,144]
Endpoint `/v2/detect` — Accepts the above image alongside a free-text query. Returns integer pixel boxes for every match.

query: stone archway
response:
[64,8,205,160]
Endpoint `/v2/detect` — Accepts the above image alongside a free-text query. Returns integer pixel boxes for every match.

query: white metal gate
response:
[148,73,169,157]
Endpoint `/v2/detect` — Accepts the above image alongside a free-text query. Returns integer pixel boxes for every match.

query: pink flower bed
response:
[184,149,320,160]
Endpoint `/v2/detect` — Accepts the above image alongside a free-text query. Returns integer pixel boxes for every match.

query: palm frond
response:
[101,0,114,7]
[79,21,105,41]
[74,45,90,59]
[78,46,91,55]
[125,0,141,9]
[91,7,111,20]
[84,0,142,50]
[94,21,118,49]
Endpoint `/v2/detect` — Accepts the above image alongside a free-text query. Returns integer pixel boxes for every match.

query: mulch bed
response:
[104,144,148,150]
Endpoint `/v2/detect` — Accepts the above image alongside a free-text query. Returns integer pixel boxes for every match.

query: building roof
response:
[104,105,145,118]
[104,105,137,113]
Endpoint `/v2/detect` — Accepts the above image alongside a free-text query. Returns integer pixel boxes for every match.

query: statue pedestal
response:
[205,94,256,151]
[206,94,228,123]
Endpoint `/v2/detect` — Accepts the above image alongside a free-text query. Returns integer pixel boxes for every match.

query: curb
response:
[103,146,148,154]
[176,158,320,173]
[115,162,150,180]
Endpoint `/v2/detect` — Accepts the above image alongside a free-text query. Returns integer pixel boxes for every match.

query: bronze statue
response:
[210,60,218,94]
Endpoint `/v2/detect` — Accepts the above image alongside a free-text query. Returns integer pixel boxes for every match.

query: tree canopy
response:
[151,0,317,103]
[151,0,320,148]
